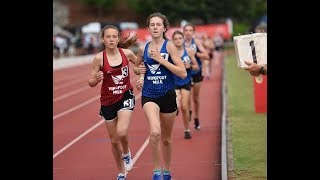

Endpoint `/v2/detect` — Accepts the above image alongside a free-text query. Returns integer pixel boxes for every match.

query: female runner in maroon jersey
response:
[88,25,137,180]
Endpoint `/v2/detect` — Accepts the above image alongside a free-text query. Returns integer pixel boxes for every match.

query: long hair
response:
[146,12,169,40]
[100,25,137,48]
[172,30,184,39]
[183,23,195,32]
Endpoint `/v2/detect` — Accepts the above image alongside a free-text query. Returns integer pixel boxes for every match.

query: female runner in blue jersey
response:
[171,30,199,139]
[183,23,209,130]
[133,12,187,180]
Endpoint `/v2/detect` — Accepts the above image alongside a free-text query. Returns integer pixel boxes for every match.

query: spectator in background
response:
[245,23,267,77]
[244,61,267,76]
[54,34,68,57]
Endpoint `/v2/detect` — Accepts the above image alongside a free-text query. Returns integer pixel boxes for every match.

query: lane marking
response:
[53,119,104,159]
[54,73,89,84]
[53,76,140,120]
[53,96,100,120]
[53,92,146,161]
[53,86,90,102]
[54,78,87,91]
[125,136,149,177]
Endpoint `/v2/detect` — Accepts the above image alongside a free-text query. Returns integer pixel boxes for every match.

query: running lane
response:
[53,56,222,180]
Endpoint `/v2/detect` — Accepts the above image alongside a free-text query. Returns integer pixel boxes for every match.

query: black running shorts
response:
[191,71,204,83]
[99,89,135,121]
[141,89,177,113]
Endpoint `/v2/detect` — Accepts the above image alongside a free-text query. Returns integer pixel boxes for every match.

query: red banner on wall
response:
[122,23,231,44]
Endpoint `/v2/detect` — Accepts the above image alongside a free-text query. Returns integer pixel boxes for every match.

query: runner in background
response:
[183,23,210,130]
[172,30,199,139]
[213,32,224,62]
[201,33,215,79]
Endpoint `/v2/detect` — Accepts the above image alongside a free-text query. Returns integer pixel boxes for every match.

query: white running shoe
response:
[117,173,126,180]
[122,151,133,171]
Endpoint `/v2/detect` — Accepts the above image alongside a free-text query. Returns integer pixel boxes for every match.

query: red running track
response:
[53,58,222,180]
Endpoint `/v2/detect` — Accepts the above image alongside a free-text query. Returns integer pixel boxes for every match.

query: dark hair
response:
[101,25,137,48]
[146,12,169,40]
[183,23,195,32]
[172,30,184,39]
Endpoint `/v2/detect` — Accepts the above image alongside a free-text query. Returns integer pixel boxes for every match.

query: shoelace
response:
[122,155,131,164]
[153,173,161,180]
[117,175,126,180]
[163,174,171,180]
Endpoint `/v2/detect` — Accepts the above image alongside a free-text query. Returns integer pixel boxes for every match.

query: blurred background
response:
[53,1,267,179]
[53,0,267,59]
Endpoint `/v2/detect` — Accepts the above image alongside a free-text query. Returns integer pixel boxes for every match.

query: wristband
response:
[259,66,264,75]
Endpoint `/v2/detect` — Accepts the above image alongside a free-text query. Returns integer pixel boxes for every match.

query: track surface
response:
[53,57,223,180]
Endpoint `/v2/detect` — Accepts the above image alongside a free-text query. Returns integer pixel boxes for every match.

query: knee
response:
[180,104,189,113]
[149,130,161,142]
[161,137,172,146]
[110,136,120,145]
[193,96,199,104]
[117,129,127,139]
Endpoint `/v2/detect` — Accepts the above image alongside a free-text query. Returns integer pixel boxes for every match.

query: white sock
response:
[122,149,131,157]
[118,172,126,177]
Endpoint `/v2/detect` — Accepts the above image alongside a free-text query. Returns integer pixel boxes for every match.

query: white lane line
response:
[54,78,87,91]
[53,119,104,159]
[53,86,90,102]
[53,75,140,120]
[53,96,100,120]
[125,136,149,177]
[54,73,89,84]
[53,92,145,161]
[53,55,94,71]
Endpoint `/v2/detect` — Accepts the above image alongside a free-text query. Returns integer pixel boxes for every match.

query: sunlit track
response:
[53,96,100,120]
[53,119,104,159]
[125,136,150,177]
[53,55,223,179]
[53,75,139,115]
[53,78,88,91]
[53,92,143,159]
[54,67,90,84]
[53,86,91,102]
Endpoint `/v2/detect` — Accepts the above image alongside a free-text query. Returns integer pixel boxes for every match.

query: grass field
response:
[224,53,267,180]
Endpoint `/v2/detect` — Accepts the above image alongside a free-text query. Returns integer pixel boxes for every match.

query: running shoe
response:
[184,131,192,139]
[152,173,161,180]
[194,118,200,130]
[163,173,172,180]
[122,151,133,171]
[117,173,126,180]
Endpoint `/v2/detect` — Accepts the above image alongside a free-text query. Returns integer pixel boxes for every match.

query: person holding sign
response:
[244,61,267,76]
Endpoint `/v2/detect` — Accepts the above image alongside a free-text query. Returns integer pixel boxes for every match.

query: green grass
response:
[225,53,267,180]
